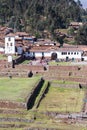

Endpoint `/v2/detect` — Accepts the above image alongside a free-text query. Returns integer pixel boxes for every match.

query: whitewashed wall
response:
[44,52,51,57]
[82,56,87,61]
[33,52,51,57]
[32,50,82,60]
[0,47,4,53]
[56,51,82,59]
[35,52,42,57]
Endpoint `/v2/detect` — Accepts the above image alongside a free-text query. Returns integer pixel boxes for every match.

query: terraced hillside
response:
[0,61,87,129]
[41,65,87,84]
[0,77,51,129]
[0,76,87,130]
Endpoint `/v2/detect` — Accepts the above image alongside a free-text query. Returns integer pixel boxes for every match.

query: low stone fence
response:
[0,71,28,77]
[49,65,79,71]
[57,77,87,84]
[15,65,45,72]
[0,100,26,109]
[51,83,79,88]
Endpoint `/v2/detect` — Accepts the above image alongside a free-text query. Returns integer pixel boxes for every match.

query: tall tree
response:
[75,24,87,45]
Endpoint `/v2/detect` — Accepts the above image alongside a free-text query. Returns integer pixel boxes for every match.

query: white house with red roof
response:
[29,45,83,61]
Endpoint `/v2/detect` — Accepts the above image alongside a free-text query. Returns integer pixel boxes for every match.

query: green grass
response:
[0,77,40,102]
[0,54,19,60]
[21,60,31,64]
[49,61,71,66]
[38,85,84,113]
[0,54,7,60]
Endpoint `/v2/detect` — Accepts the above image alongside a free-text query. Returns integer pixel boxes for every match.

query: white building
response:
[29,46,83,60]
[55,48,83,60]
[0,46,4,53]
[4,35,84,61]
[5,36,15,54]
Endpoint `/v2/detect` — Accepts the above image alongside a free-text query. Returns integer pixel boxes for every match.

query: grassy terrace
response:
[38,82,84,113]
[0,54,7,60]
[0,79,87,130]
[0,54,20,60]
[0,77,40,102]
[49,61,71,66]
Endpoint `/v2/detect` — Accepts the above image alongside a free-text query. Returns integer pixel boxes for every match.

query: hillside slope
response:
[0,0,83,33]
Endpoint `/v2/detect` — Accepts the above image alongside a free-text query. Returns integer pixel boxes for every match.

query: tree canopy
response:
[75,24,87,45]
[0,0,86,35]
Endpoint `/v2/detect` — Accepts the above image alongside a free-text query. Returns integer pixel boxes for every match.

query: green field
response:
[0,77,40,102]
[38,85,85,113]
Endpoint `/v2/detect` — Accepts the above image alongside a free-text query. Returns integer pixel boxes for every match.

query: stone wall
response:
[15,65,45,72]
[14,56,24,64]
[0,100,26,109]
[49,65,79,71]
[27,78,44,110]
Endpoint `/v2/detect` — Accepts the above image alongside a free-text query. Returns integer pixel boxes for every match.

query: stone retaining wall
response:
[14,56,24,64]
[51,83,79,88]
[27,78,44,110]
[0,100,26,109]
[49,65,79,71]
[15,65,45,72]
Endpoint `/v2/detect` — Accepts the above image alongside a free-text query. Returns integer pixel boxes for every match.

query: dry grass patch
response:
[38,85,84,113]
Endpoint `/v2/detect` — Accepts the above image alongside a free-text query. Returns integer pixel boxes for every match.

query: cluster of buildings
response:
[0,25,87,62]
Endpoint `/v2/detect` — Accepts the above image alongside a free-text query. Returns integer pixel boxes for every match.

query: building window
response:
[62,52,67,55]
[10,43,12,46]
[33,52,35,56]
[74,52,76,55]
[68,52,70,55]
[77,52,78,55]
[7,43,9,46]
[42,52,44,56]
[42,52,45,59]
[71,52,73,55]
[33,52,35,59]
[8,37,11,41]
